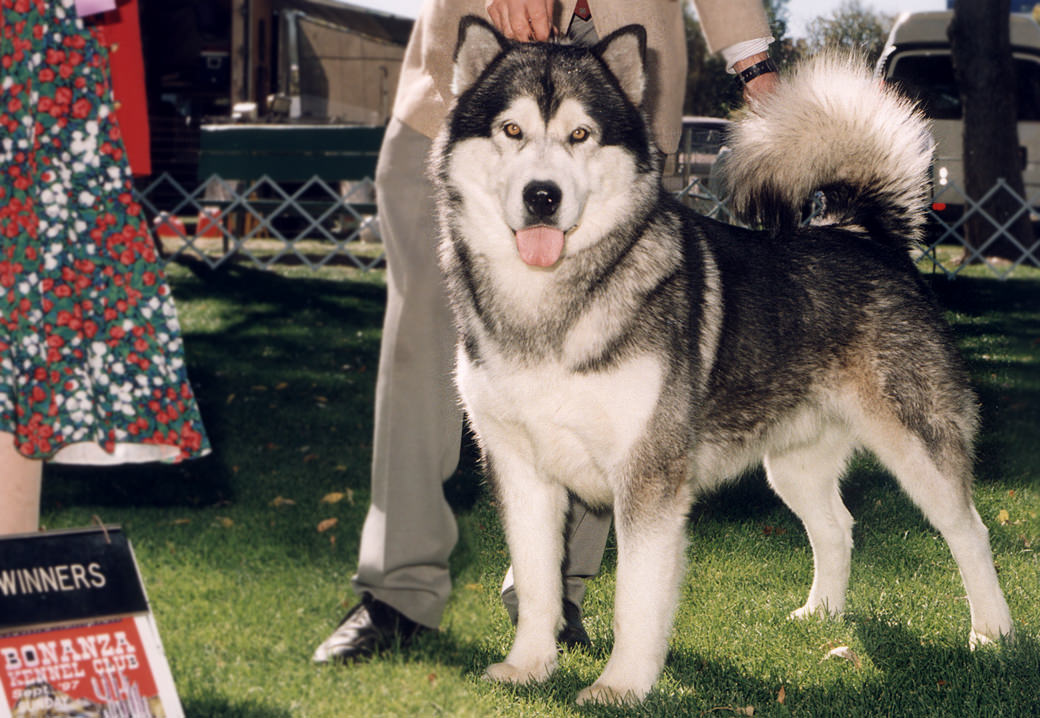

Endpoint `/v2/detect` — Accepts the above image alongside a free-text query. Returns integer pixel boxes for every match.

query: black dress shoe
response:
[312,594,428,664]
[557,600,591,650]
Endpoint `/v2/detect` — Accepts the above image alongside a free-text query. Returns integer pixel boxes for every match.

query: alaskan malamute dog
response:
[432,16,1014,705]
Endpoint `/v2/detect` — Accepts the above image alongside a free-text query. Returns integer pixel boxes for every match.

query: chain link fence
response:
[136,171,1040,279]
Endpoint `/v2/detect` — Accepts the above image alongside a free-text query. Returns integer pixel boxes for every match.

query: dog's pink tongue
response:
[515,226,565,267]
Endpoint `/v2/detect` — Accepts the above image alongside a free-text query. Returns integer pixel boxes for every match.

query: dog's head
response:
[433,16,657,270]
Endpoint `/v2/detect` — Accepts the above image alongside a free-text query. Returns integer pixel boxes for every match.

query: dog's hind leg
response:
[576,488,691,706]
[867,427,1014,647]
[764,427,856,619]
[484,452,569,685]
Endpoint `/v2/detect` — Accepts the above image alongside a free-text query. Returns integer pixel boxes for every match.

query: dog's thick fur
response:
[432,17,1014,705]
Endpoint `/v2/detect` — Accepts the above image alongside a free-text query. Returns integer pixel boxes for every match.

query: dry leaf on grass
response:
[215,517,234,528]
[321,489,354,505]
[777,685,786,704]
[997,509,1010,525]
[270,496,296,507]
[317,518,338,532]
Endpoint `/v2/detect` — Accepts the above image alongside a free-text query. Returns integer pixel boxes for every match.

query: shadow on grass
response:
[425,622,1040,717]
[689,468,779,524]
[170,254,388,314]
[171,262,386,504]
[42,455,233,509]
[407,628,503,673]
[849,619,1039,717]
[180,694,292,718]
[926,274,1040,487]
[685,450,902,527]
[663,627,1037,717]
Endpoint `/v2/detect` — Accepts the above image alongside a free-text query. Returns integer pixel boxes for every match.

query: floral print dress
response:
[0,0,209,463]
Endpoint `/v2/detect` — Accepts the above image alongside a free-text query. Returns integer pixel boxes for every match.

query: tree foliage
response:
[766,1,806,71]
[804,0,893,67]
[682,7,740,117]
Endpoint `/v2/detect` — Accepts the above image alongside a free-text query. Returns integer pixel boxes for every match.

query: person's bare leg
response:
[0,432,42,535]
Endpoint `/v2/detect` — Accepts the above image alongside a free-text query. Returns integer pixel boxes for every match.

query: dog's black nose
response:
[522,181,562,219]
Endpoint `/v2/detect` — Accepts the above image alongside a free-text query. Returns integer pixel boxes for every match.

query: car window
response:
[887,54,1040,121]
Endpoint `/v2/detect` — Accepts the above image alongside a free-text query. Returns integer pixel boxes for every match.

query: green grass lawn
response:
[39,258,1040,717]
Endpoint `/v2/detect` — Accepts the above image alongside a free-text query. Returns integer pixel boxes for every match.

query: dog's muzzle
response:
[515,181,566,268]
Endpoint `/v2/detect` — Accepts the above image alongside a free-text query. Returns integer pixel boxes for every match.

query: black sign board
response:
[0,527,148,630]
[0,526,184,717]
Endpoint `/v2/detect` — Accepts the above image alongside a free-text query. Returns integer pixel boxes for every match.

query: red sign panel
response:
[1,617,161,717]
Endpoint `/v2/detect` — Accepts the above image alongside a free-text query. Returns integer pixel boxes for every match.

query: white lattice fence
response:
[135,173,384,271]
[135,173,1040,279]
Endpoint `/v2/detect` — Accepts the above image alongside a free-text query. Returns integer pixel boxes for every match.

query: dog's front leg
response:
[577,491,689,706]
[485,451,568,685]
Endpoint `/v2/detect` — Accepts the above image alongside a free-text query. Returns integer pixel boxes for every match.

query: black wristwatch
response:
[738,58,778,85]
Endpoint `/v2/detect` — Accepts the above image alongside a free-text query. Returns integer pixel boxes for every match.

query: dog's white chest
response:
[457,351,665,506]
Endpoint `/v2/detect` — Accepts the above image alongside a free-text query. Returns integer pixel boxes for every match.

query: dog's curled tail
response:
[724,52,933,245]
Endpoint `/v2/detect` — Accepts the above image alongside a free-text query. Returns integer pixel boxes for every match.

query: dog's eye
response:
[503,122,523,140]
[570,127,590,143]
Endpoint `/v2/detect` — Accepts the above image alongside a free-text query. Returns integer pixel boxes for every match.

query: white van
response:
[876,11,1040,219]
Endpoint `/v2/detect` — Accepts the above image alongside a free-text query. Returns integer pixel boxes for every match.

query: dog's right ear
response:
[594,25,647,107]
[452,16,508,97]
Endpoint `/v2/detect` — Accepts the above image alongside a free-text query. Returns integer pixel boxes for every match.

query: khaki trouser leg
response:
[352,119,462,628]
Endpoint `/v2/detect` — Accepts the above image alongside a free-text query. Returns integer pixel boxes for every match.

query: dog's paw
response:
[969,625,1015,651]
[484,659,555,685]
[789,601,841,621]
[575,682,645,707]
[788,605,820,621]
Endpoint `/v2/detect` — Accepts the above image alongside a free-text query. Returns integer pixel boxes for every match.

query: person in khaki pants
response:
[313,0,779,664]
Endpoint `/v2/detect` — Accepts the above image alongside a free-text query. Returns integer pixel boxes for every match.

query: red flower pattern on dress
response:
[0,0,209,462]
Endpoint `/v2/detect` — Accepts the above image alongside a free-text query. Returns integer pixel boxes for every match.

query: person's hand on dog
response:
[486,0,555,42]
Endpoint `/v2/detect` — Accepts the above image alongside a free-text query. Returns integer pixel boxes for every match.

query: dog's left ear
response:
[452,16,508,97]
[593,25,647,106]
